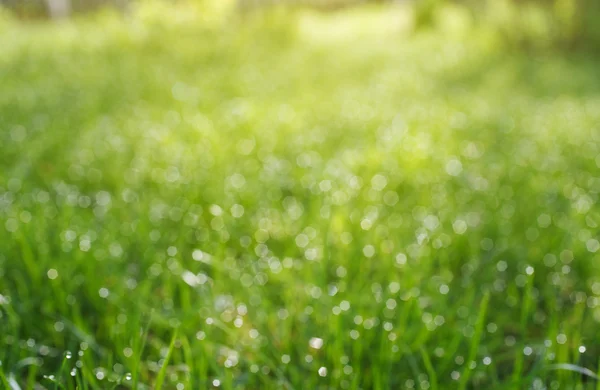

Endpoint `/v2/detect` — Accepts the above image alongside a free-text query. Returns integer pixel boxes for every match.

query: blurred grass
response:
[1,1,600,389]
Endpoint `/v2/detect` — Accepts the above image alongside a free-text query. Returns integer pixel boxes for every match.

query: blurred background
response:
[2,0,600,51]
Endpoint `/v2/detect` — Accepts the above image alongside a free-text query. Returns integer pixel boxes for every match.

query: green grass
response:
[1,2,600,389]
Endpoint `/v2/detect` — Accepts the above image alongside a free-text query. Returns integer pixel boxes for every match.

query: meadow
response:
[1,2,600,389]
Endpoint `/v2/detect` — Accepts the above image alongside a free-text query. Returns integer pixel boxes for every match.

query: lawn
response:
[1,2,600,389]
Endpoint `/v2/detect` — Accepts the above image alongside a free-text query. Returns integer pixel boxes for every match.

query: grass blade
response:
[420,346,438,390]
[154,328,179,390]
[548,364,599,380]
[459,291,490,390]
[0,368,12,390]
[132,311,154,389]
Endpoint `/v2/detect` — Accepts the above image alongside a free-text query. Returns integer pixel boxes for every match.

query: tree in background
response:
[1,0,599,50]
[0,0,129,19]
[45,0,70,18]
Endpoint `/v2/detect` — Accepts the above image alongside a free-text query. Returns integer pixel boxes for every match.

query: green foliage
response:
[3,0,600,51]
[425,0,600,51]
[413,0,440,29]
[1,4,600,389]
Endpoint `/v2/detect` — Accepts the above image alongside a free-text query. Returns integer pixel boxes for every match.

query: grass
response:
[1,2,600,389]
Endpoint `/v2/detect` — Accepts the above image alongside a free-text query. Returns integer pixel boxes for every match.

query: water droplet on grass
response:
[309,337,323,349]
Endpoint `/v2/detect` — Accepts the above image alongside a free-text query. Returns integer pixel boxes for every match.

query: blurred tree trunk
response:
[44,0,71,19]
[115,0,132,16]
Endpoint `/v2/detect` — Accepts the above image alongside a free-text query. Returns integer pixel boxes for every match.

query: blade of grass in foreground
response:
[512,272,535,385]
[56,352,71,390]
[154,328,179,390]
[179,336,194,389]
[132,311,154,389]
[458,291,490,390]
[597,359,600,390]
[548,364,599,380]
[75,368,87,390]
[420,346,438,390]
[0,367,11,390]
